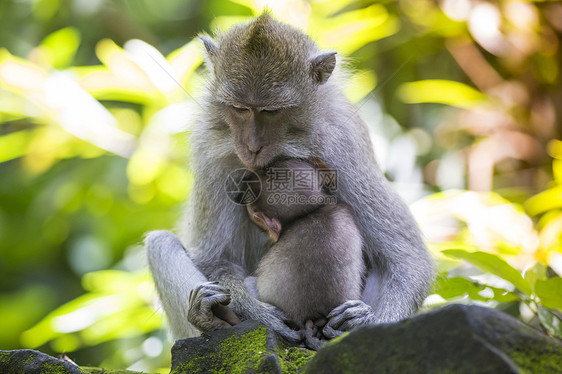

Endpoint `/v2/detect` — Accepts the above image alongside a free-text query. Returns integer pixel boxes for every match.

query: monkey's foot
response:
[304,320,329,351]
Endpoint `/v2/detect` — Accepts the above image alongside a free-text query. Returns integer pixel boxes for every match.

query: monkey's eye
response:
[231,105,250,113]
[261,108,280,115]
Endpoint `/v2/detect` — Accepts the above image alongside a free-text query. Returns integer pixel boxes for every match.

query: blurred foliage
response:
[0,0,561,372]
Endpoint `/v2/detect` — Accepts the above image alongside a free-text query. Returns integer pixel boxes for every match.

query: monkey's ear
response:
[199,34,218,62]
[310,52,337,84]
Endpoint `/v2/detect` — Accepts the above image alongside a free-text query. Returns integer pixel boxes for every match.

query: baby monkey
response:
[246,159,365,349]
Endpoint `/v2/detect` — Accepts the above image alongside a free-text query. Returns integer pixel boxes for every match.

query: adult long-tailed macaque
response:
[245,158,365,349]
[145,13,433,344]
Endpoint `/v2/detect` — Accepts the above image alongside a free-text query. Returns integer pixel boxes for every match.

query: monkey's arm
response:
[192,259,302,343]
[320,109,434,336]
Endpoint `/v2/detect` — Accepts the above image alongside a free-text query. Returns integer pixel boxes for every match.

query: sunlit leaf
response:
[398,79,487,109]
[156,165,192,202]
[433,275,519,302]
[537,212,562,263]
[537,306,562,339]
[314,5,400,54]
[40,27,81,69]
[95,39,156,93]
[21,270,160,351]
[525,186,562,216]
[524,262,547,290]
[547,139,562,160]
[311,0,358,17]
[433,276,483,299]
[0,130,36,163]
[535,278,562,310]
[0,49,48,92]
[442,249,532,296]
[127,148,165,186]
[167,39,204,89]
[125,39,181,95]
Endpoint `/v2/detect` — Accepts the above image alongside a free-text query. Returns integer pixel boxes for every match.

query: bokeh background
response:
[1,0,561,372]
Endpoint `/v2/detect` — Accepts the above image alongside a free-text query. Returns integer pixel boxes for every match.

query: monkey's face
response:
[201,14,337,168]
[224,103,302,169]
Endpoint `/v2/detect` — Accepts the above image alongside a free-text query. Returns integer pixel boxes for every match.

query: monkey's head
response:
[200,13,336,169]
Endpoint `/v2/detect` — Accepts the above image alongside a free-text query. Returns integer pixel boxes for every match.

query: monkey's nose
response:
[248,145,263,154]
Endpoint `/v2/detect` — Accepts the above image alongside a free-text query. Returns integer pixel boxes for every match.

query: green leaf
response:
[398,79,487,109]
[40,27,81,69]
[524,262,547,291]
[433,276,483,300]
[433,276,519,302]
[535,278,562,310]
[442,249,532,296]
[538,306,562,339]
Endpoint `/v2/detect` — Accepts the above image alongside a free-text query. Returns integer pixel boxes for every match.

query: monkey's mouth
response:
[238,146,270,170]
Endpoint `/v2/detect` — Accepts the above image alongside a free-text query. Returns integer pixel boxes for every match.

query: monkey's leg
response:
[145,230,209,339]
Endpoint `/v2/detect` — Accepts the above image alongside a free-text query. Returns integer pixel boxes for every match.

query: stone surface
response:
[0,349,150,374]
[0,349,86,374]
[4,304,561,373]
[301,304,562,374]
[170,320,315,374]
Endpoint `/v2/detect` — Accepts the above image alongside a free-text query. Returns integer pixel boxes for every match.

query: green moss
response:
[173,326,272,374]
[0,351,85,374]
[173,327,316,374]
[38,359,79,374]
[82,367,151,373]
[218,326,270,373]
[509,346,562,374]
[277,346,315,373]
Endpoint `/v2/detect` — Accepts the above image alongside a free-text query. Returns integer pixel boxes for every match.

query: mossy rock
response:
[300,304,562,374]
[170,320,315,374]
[0,349,150,374]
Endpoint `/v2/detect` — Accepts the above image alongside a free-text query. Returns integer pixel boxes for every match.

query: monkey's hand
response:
[323,300,376,339]
[248,299,303,344]
[187,282,241,333]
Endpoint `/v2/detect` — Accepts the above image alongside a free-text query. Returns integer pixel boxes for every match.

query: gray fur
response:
[145,13,433,342]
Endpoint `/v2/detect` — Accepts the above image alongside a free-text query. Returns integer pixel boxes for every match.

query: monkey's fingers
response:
[267,317,302,344]
[321,324,344,339]
[189,287,225,312]
[326,300,364,320]
[211,304,241,326]
[198,281,231,294]
[202,293,232,313]
[276,325,303,345]
[326,305,368,331]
